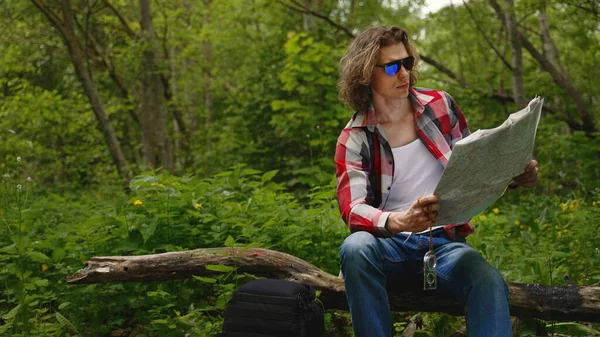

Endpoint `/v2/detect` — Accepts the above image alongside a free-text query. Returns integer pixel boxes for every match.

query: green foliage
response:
[468,190,600,286]
[271,32,348,188]
[0,166,348,336]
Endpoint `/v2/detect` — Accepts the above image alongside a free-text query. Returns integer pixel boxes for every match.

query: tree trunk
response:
[168,39,189,167]
[65,247,600,323]
[539,1,566,115]
[139,0,174,173]
[179,0,199,134]
[203,0,213,145]
[539,2,567,76]
[450,3,465,83]
[302,0,314,31]
[503,0,527,109]
[31,0,131,183]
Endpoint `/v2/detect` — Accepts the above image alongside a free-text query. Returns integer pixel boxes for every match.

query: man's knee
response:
[340,231,380,262]
[468,254,509,297]
[481,267,509,296]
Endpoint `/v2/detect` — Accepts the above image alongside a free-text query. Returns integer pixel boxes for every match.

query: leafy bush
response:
[0,165,348,336]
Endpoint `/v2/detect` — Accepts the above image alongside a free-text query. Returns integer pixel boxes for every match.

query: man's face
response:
[371,42,411,99]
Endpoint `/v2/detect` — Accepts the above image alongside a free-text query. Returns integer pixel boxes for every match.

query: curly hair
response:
[338,26,420,112]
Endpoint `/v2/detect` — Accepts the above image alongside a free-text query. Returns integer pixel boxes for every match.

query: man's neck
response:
[372,92,413,124]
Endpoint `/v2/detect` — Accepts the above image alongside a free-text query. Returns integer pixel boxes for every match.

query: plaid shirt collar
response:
[349,87,435,129]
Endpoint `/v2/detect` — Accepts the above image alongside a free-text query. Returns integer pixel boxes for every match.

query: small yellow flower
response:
[41,264,48,272]
[557,231,563,237]
[593,201,597,207]
[133,200,143,206]
[195,203,202,209]
[520,225,525,229]
[151,182,165,188]
[561,203,568,211]
[514,220,521,226]
[534,218,539,223]
[492,208,499,214]
[528,227,531,231]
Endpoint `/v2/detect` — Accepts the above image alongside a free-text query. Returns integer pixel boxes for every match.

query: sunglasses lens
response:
[404,56,415,70]
[385,63,399,76]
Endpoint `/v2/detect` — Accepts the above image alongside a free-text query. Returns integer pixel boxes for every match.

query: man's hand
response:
[385,195,440,235]
[512,159,538,189]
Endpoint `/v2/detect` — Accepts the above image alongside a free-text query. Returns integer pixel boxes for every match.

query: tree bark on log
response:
[65,248,600,323]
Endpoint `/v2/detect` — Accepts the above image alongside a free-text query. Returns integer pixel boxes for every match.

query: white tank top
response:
[384,139,444,234]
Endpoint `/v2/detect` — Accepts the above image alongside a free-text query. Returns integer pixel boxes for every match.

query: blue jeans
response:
[340,229,512,337]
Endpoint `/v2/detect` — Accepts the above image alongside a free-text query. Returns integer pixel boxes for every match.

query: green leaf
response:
[242,168,262,176]
[58,302,70,310]
[546,322,600,335]
[139,221,158,243]
[52,248,66,261]
[192,275,217,283]
[262,170,278,182]
[0,244,17,254]
[224,235,235,247]
[54,311,79,334]
[27,251,50,263]
[205,264,236,273]
[34,278,49,287]
[3,305,20,320]
[215,293,230,309]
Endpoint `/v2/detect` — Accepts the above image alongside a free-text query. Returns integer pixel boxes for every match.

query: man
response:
[334,26,538,337]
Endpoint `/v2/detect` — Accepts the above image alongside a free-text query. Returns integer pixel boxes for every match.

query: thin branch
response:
[419,54,466,88]
[565,2,600,18]
[276,0,355,39]
[100,0,137,39]
[30,0,67,36]
[84,0,98,80]
[72,11,140,125]
[462,0,512,71]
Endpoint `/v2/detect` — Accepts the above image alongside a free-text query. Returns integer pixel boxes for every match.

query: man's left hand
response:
[512,160,538,188]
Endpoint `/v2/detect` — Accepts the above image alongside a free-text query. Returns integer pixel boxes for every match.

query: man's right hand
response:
[385,195,440,235]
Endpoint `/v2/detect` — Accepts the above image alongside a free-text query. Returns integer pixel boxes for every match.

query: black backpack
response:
[219,279,324,337]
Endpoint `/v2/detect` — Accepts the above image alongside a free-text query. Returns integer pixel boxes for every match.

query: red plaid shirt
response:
[335,87,475,238]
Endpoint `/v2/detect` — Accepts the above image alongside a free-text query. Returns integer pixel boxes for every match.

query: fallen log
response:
[65,247,600,323]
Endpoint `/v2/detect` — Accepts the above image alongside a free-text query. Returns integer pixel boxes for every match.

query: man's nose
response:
[397,65,409,78]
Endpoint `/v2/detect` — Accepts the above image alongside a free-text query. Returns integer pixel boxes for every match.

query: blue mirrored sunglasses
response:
[376,56,415,76]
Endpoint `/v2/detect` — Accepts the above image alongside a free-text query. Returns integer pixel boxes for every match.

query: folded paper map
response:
[433,97,544,225]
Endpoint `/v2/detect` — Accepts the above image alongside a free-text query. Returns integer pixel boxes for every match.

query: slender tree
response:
[503,0,527,109]
[203,0,213,133]
[30,0,131,183]
[139,0,174,172]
